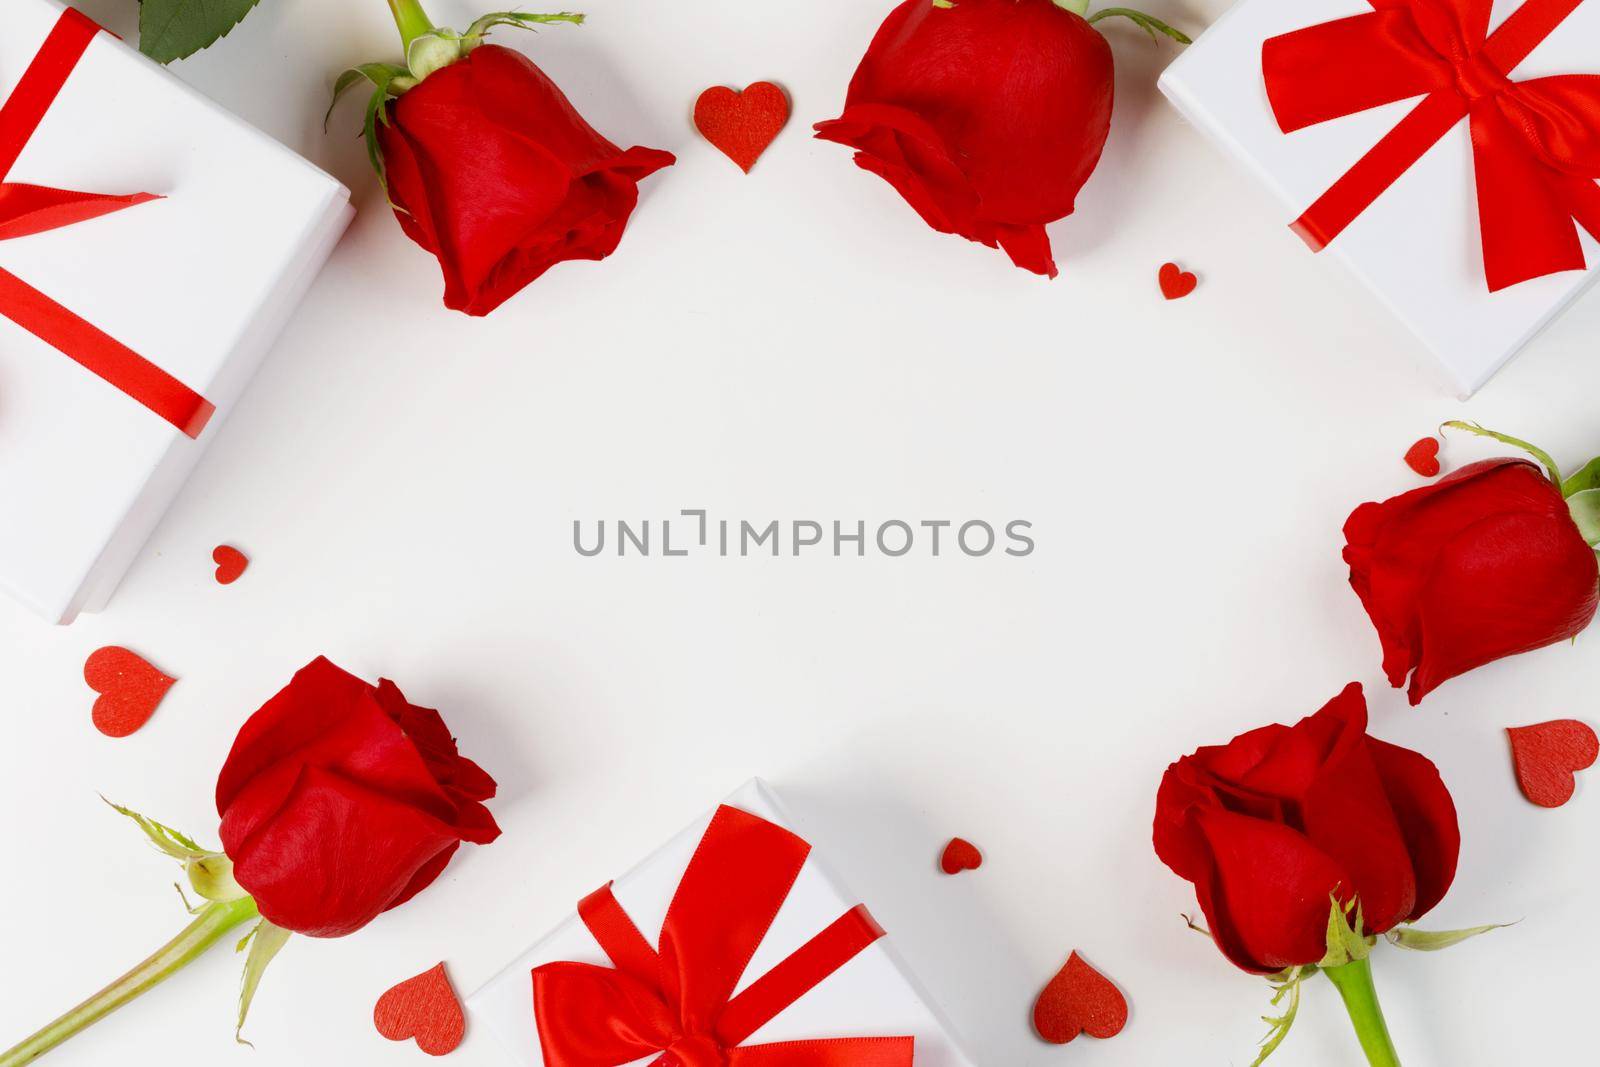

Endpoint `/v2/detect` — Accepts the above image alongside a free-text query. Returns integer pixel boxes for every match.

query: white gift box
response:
[0,0,351,623]
[470,780,977,1067]
[1159,0,1600,396]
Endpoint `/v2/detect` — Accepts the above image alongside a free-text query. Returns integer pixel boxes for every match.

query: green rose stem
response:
[387,0,439,50]
[1323,958,1403,1067]
[0,896,259,1067]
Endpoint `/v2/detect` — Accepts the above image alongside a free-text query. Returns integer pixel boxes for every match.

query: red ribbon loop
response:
[1262,0,1600,291]
[0,9,213,437]
[532,806,916,1067]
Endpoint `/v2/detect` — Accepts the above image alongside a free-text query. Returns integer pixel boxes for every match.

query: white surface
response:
[470,780,975,1067]
[2,1,1599,1065]
[1160,0,1600,397]
[0,0,351,623]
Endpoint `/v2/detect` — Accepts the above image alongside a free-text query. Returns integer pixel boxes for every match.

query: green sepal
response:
[1561,456,1600,498]
[325,63,413,189]
[1566,489,1600,545]
[1319,895,1374,969]
[106,798,247,903]
[407,32,467,81]
[404,12,586,81]
[463,11,586,49]
[187,854,248,903]
[235,919,292,1045]
[1441,420,1563,486]
[326,63,411,131]
[1385,921,1510,951]
[105,798,207,860]
[1086,7,1192,43]
[932,0,956,7]
[1251,965,1311,1067]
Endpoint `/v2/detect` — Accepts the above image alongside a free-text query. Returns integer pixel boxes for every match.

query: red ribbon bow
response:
[1263,0,1600,291]
[0,8,212,437]
[531,805,916,1067]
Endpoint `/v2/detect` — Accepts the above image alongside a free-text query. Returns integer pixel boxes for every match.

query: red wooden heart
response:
[1404,437,1441,477]
[1158,262,1197,300]
[375,963,465,1057]
[1508,720,1599,808]
[1033,951,1128,1045]
[213,544,249,585]
[940,838,983,874]
[84,646,175,738]
[694,82,790,173]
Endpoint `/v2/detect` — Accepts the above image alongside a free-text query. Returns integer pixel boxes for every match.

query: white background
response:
[3,1,1599,1065]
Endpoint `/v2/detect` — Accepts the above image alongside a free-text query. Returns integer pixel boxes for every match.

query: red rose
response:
[216,657,501,937]
[1153,684,1459,974]
[815,0,1185,278]
[376,42,674,315]
[1344,458,1599,704]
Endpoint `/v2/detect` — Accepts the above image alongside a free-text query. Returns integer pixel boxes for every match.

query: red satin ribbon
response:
[531,806,916,1067]
[0,8,212,437]
[1263,0,1600,291]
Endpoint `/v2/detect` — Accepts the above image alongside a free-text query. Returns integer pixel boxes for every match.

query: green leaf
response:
[1385,922,1511,951]
[139,0,264,64]
[105,798,208,860]
[1086,7,1192,44]
[1562,456,1600,498]
[236,920,292,1045]
[1441,421,1563,486]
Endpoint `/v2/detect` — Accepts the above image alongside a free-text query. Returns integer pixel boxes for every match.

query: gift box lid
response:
[1159,0,1600,396]
[469,779,977,1067]
[0,0,352,622]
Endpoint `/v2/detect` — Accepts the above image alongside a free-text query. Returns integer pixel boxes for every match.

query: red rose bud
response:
[334,2,674,315]
[1154,684,1483,1066]
[1344,428,1600,704]
[0,658,500,1066]
[217,657,501,937]
[1154,683,1459,975]
[815,0,1188,278]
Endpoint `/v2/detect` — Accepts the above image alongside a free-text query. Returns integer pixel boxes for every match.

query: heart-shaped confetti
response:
[693,81,790,172]
[1404,437,1441,477]
[1508,720,1599,808]
[1158,262,1197,300]
[213,544,249,585]
[375,963,465,1057]
[85,647,176,738]
[1033,951,1128,1045]
[940,838,983,874]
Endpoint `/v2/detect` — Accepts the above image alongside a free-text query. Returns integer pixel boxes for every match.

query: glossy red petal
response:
[230,766,464,937]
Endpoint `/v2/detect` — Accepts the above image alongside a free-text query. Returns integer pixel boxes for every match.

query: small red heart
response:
[1404,437,1441,477]
[213,544,249,585]
[1033,951,1128,1045]
[85,647,176,738]
[375,963,465,1057]
[1508,720,1599,808]
[694,82,790,173]
[1158,262,1197,300]
[940,838,983,874]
